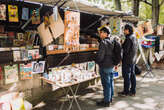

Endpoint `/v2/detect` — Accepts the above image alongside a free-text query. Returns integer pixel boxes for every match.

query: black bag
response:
[135,64,142,75]
[112,40,122,65]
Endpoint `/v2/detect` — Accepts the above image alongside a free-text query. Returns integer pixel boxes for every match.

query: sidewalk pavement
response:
[33,69,164,110]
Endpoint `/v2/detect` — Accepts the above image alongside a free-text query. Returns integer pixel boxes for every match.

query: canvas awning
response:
[24,0,124,16]
[24,0,140,22]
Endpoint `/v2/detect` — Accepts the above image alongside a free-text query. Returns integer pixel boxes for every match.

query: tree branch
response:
[140,0,152,6]
[160,0,164,6]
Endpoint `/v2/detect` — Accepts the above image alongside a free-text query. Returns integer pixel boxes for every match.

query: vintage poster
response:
[8,5,19,22]
[109,17,121,35]
[22,8,29,20]
[49,12,64,39]
[0,4,6,20]
[13,51,21,62]
[20,63,32,80]
[32,61,45,74]
[4,64,18,84]
[64,11,80,51]
[31,9,40,24]
[37,22,53,46]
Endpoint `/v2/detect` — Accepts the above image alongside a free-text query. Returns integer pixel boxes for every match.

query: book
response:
[13,51,21,62]
[32,61,45,74]
[4,64,19,84]
[28,49,40,60]
[17,33,24,41]
[20,49,28,61]
[20,63,33,80]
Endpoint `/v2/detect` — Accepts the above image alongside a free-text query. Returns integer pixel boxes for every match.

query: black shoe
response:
[118,91,128,96]
[129,92,136,96]
[96,100,110,107]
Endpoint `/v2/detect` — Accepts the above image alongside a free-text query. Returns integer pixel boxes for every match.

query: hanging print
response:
[8,5,19,22]
[22,8,29,20]
[64,11,80,50]
[31,9,40,24]
[0,4,6,20]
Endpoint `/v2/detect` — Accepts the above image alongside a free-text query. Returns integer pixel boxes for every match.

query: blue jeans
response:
[122,64,136,94]
[99,67,114,102]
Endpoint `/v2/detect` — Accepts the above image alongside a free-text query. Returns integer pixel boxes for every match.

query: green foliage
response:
[159,3,164,24]
[139,2,152,20]
[86,0,164,24]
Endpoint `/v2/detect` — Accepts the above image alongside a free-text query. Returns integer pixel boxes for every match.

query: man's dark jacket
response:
[95,37,114,68]
[122,34,138,65]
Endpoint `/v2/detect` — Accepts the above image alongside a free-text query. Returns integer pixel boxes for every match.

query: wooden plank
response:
[47,48,98,55]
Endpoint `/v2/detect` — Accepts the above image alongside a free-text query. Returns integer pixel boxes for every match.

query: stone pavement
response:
[33,69,164,110]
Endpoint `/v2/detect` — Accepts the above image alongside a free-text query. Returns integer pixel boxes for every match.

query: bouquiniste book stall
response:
[0,0,140,109]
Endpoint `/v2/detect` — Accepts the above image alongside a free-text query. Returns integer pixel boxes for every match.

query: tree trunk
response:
[132,0,140,16]
[115,0,122,11]
[152,0,159,29]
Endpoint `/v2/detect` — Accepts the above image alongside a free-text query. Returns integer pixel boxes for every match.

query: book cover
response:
[8,5,19,22]
[32,61,45,74]
[0,4,6,20]
[4,64,19,84]
[20,63,33,80]
[13,51,21,62]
